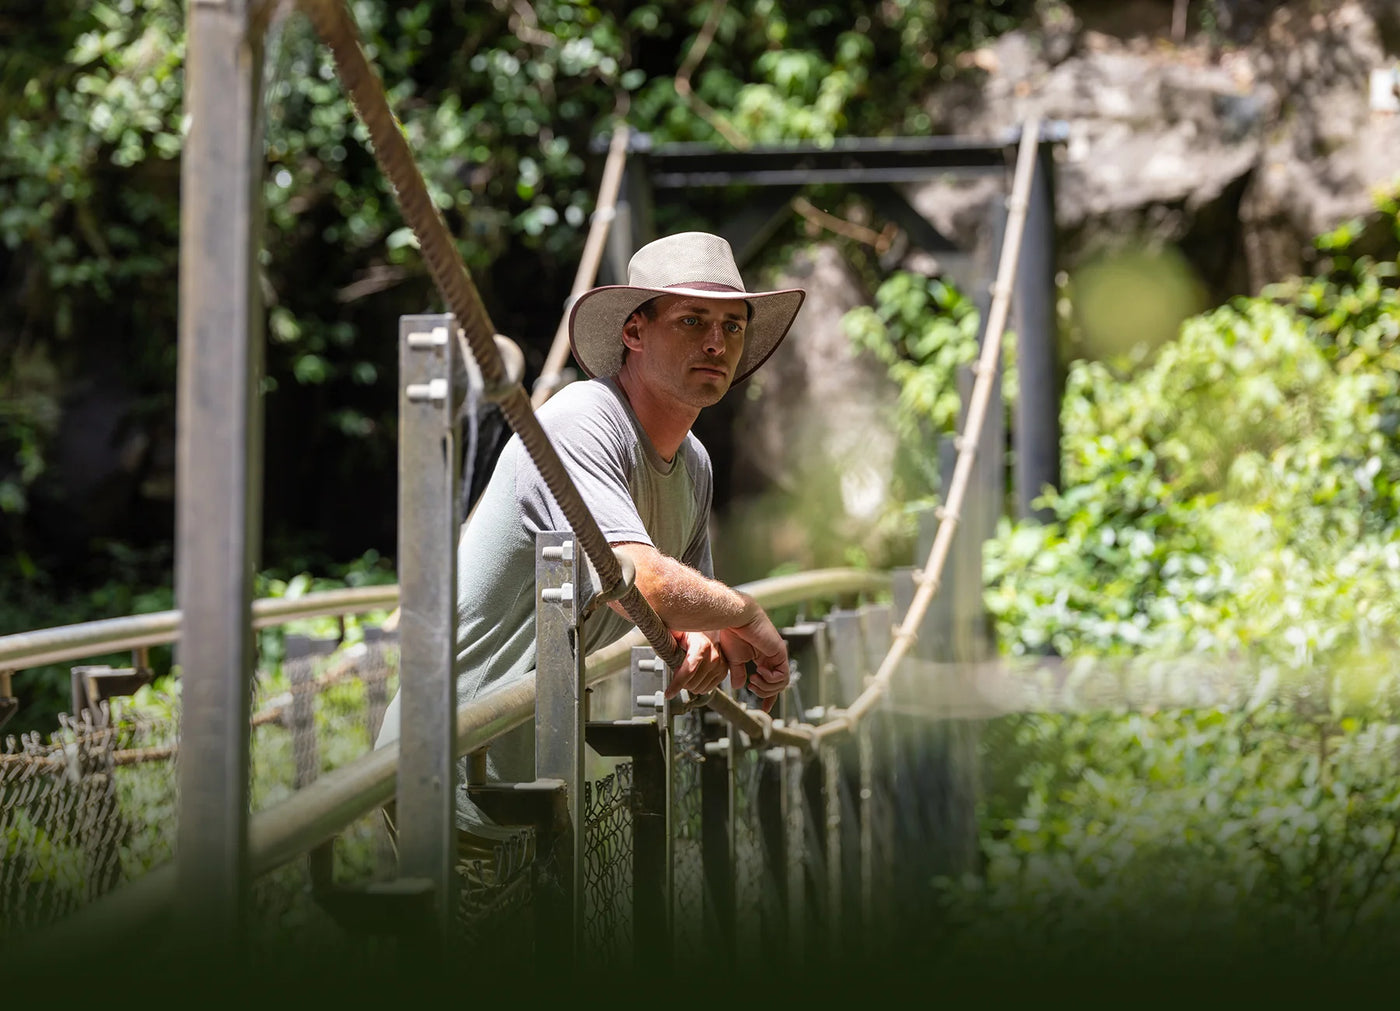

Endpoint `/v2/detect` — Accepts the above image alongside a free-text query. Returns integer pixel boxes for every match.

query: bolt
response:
[405,378,448,403]
[542,541,574,562]
[407,326,449,349]
[542,582,574,604]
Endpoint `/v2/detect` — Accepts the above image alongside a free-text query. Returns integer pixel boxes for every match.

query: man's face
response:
[621,293,748,409]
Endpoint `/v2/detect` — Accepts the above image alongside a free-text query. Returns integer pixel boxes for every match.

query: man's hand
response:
[606,544,790,711]
[716,611,789,713]
[664,631,729,700]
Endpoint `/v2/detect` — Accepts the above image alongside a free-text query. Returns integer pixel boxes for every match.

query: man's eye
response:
[682,316,699,326]
[726,322,744,334]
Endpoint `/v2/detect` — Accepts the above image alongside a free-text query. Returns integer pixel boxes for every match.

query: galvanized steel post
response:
[535,530,587,957]
[700,709,736,960]
[825,607,868,949]
[858,603,896,949]
[174,0,267,963]
[629,645,675,965]
[1011,135,1061,522]
[790,623,831,959]
[395,313,461,950]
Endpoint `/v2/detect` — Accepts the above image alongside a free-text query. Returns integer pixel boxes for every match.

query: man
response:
[377,231,805,788]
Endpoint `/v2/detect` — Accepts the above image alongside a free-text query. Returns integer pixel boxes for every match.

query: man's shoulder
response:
[539,377,619,414]
[679,431,713,473]
[534,379,637,465]
[539,378,631,437]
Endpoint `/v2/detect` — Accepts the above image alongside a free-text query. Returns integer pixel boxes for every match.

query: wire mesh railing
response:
[582,762,634,960]
[0,631,400,947]
[8,0,1049,980]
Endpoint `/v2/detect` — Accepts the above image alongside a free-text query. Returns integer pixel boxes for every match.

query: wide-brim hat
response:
[567,232,806,385]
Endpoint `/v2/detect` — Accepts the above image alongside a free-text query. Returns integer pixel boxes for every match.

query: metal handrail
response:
[0,585,399,673]
[24,565,886,949]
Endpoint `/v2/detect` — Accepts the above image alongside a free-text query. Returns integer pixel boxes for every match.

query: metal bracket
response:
[394,311,461,953]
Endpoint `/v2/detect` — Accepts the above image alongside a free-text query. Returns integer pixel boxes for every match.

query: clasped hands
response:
[664,609,789,714]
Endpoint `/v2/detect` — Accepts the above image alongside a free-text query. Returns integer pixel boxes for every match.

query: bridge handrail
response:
[839,116,1042,729]
[296,0,1041,755]
[0,585,399,673]
[22,565,885,948]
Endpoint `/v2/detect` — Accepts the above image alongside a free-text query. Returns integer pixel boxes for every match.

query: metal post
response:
[535,531,587,957]
[700,710,735,961]
[395,313,461,951]
[825,608,866,949]
[789,623,831,960]
[1011,137,1060,521]
[0,670,15,732]
[601,134,654,284]
[855,726,875,956]
[786,742,807,966]
[858,604,896,949]
[174,0,266,963]
[757,738,788,958]
[629,645,674,967]
[819,743,841,961]
[972,194,1009,543]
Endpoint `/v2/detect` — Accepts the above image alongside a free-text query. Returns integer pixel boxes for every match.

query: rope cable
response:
[297,0,1042,752]
[297,0,685,672]
[840,118,1044,729]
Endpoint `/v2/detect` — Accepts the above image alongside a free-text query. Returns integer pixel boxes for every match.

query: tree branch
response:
[674,0,749,150]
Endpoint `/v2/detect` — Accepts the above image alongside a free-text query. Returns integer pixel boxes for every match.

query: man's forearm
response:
[609,542,759,632]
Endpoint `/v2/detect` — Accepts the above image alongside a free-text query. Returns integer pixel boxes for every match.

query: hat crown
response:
[626,232,747,293]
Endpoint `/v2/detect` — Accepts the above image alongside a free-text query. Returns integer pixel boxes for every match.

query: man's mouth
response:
[693,363,728,378]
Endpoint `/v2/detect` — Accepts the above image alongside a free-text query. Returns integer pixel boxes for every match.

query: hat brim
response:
[567,284,806,385]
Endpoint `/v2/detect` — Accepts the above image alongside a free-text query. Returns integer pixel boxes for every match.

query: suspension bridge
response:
[1,0,1077,988]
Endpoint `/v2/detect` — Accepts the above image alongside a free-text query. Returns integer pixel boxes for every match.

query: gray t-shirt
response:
[377,376,713,748]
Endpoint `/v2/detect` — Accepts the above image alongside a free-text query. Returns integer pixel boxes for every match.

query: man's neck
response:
[614,368,699,463]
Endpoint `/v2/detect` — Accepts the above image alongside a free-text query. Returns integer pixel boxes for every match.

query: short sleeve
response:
[680,437,714,578]
[515,385,652,548]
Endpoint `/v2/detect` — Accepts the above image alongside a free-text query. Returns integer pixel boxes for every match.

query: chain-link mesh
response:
[34,619,1378,970]
[671,711,705,953]
[457,824,537,958]
[1,636,398,942]
[732,738,779,954]
[583,761,633,959]
[249,638,398,813]
[1,707,180,944]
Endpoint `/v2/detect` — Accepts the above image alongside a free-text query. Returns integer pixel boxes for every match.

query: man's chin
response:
[687,374,731,404]
[697,382,730,406]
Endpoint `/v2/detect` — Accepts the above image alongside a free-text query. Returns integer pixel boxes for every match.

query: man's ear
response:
[621,313,645,352]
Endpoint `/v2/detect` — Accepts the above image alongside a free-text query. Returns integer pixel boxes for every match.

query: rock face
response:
[719,1,1400,575]
[713,243,905,579]
[911,0,1400,296]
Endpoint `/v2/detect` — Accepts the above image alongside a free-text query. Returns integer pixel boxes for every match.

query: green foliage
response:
[253,549,396,668]
[986,262,1400,665]
[938,696,1400,970]
[633,0,1034,145]
[0,0,183,538]
[922,190,1400,964]
[842,270,1013,553]
[845,272,984,437]
[0,0,1037,590]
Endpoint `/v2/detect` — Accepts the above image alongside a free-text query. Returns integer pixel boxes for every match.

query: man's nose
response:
[701,322,727,354]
